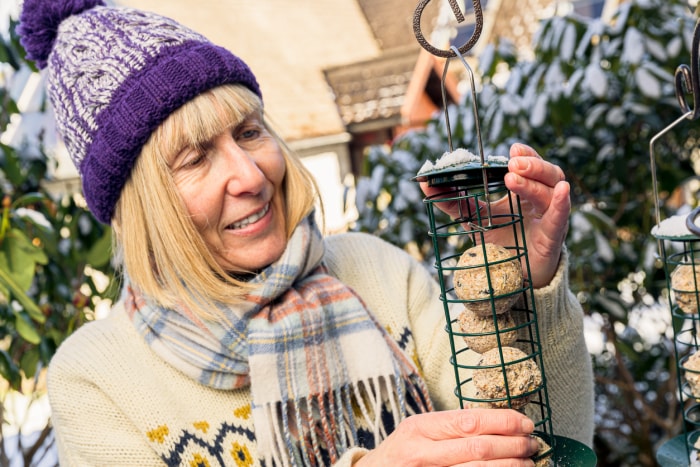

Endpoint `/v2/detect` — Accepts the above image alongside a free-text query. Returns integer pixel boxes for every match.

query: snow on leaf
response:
[626,102,651,115]
[564,136,590,150]
[621,27,644,65]
[529,94,547,128]
[550,18,566,53]
[354,178,370,209]
[370,165,387,194]
[398,179,421,204]
[499,94,520,116]
[489,109,504,142]
[667,36,682,58]
[393,192,408,212]
[399,219,414,245]
[596,143,615,162]
[576,19,604,60]
[595,231,615,263]
[635,67,661,99]
[478,44,495,75]
[570,211,592,243]
[584,63,608,98]
[605,106,626,127]
[609,2,631,35]
[505,67,523,95]
[544,60,565,94]
[560,22,577,62]
[564,68,585,98]
[15,208,52,231]
[642,62,673,82]
[645,37,667,62]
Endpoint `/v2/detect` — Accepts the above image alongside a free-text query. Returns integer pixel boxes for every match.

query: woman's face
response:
[170,111,288,272]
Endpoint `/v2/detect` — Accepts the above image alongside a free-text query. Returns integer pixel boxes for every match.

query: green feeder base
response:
[550,435,597,466]
[657,434,695,466]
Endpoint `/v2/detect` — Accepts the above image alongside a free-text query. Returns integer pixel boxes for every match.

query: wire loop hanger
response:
[675,18,700,121]
[413,0,484,58]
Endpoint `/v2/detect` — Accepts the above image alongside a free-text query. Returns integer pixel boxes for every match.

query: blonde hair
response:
[112,84,320,318]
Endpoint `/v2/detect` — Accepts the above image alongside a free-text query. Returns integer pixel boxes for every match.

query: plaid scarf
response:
[126,215,433,466]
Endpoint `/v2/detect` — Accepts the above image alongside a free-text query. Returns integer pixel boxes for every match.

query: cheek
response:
[263,153,287,188]
[176,182,215,232]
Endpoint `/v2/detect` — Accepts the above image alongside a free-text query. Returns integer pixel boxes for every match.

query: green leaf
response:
[85,228,112,267]
[0,143,23,185]
[20,346,40,379]
[0,349,21,389]
[12,192,48,208]
[0,266,45,322]
[15,311,41,345]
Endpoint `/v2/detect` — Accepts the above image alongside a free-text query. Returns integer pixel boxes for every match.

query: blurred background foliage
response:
[351,0,700,465]
[0,16,116,466]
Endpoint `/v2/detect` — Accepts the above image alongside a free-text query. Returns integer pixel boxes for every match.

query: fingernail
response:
[510,158,528,170]
[529,437,540,454]
[521,418,534,432]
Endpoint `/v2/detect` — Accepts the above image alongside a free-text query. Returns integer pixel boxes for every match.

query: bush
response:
[0,17,116,466]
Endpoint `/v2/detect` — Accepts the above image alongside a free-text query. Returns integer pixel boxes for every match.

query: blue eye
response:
[239,128,260,140]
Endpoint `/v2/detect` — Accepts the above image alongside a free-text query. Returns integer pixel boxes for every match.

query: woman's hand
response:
[420,143,570,288]
[355,408,538,466]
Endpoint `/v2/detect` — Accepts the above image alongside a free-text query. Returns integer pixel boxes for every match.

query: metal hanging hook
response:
[675,19,700,120]
[413,0,484,58]
[650,18,700,229]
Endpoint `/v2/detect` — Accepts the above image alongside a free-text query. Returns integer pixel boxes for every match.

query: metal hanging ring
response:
[687,206,700,238]
[675,18,700,120]
[413,0,484,58]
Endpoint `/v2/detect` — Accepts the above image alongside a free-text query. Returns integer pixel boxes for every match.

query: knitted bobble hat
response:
[18,0,262,224]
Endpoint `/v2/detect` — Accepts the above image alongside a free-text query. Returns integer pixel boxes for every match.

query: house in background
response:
[5,0,624,232]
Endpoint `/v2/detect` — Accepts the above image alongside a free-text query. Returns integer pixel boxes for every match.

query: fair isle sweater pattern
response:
[152,407,256,466]
[145,324,421,466]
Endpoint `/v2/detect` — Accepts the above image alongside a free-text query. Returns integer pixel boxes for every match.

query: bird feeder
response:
[412,1,596,464]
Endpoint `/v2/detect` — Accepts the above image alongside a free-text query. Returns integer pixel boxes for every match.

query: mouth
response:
[226,203,270,230]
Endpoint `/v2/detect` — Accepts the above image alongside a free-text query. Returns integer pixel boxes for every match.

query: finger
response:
[420,182,480,220]
[544,181,571,232]
[503,171,558,216]
[534,181,571,247]
[509,142,541,160]
[434,434,539,465]
[407,409,534,441]
[507,156,565,190]
[452,459,535,467]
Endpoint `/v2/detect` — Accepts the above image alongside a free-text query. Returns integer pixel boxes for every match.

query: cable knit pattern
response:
[47,233,594,465]
[17,1,261,223]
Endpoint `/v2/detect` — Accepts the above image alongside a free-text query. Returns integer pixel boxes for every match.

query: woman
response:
[18,0,594,465]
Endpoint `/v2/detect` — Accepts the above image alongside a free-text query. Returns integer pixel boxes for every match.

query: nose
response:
[216,137,266,196]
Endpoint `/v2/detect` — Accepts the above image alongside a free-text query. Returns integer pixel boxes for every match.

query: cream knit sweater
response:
[48,232,594,466]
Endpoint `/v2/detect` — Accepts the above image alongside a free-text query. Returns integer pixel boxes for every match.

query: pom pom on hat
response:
[18,0,105,69]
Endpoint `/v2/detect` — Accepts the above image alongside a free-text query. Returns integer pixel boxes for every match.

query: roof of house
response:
[323,45,422,127]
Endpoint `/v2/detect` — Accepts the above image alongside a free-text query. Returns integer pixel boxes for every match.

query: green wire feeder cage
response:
[411,1,596,465]
[652,17,700,467]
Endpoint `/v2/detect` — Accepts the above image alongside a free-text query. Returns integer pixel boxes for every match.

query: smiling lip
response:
[227,203,270,230]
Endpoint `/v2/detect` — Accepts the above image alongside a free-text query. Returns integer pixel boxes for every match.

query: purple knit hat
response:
[18,0,262,224]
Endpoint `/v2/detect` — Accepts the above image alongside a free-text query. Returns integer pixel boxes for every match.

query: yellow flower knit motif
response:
[147,406,256,466]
